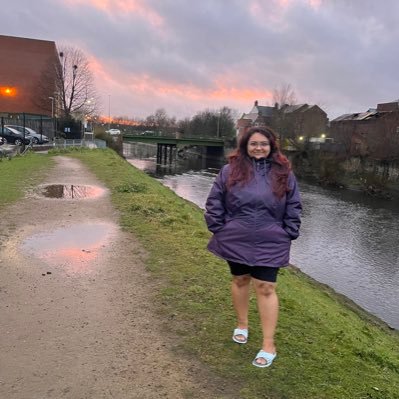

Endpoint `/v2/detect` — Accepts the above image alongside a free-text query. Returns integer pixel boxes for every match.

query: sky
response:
[2,0,399,121]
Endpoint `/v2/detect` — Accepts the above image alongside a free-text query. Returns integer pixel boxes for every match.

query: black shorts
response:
[227,261,279,283]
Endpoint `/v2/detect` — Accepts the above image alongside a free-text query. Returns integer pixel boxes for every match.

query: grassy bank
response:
[0,152,53,211]
[4,149,399,398]
[71,149,399,399]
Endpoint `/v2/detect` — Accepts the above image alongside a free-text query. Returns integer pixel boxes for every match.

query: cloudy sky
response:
[2,0,399,121]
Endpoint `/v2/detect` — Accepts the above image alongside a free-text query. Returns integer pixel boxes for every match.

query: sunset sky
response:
[2,0,399,121]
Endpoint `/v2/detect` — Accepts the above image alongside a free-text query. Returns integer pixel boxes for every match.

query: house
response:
[236,100,274,137]
[236,100,328,141]
[277,103,328,139]
[330,100,399,159]
[0,35,59,117]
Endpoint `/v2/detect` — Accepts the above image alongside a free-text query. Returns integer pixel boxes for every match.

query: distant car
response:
[106,129,121,135]
[0,126,31,145]
[5,125,50,144]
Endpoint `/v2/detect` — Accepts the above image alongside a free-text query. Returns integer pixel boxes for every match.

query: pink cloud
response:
[63,0,164,27]
[249,0,321,23]
[88,55,273,117]
[307,0,322,10]
[105,69,272,104]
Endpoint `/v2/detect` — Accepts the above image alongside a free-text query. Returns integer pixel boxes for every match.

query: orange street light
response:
[0,86,17,96]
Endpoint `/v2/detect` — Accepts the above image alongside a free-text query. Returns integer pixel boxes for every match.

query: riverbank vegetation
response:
[2,149,399,398]
[291,150,399,199]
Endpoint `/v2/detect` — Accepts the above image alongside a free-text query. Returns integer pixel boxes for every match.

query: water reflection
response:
[123,142,399,329]
[123,142,225,178]
[22,222,117,275]
[291,182,399,329]
[39,184,106,199]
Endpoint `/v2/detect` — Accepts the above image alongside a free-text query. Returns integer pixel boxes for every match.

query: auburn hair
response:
[227,126,291,198]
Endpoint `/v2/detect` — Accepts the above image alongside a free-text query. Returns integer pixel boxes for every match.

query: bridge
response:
[122,134,225,163]
[122,134,224,147]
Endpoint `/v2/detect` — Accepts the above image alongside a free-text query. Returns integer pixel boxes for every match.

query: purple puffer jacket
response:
[204,159,302,267]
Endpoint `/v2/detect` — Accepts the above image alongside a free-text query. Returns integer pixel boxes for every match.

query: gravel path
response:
[0,156,237,399]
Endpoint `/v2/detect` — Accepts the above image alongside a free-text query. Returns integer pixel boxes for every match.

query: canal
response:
[123,142,399,329]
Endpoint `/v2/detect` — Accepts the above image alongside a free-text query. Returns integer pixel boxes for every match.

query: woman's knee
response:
[232,274,251,288]
[253,280,276,296]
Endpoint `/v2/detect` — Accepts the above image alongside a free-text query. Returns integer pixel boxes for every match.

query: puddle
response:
[39,184,105,199]
[21,222,117,274]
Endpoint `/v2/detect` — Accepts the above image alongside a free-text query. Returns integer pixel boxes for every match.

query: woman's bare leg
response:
[253,278,278,363]
[231,275,251,341]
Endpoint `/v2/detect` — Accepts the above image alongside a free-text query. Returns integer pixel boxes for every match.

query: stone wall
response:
[288,150,399,197]
[342,158,399,182]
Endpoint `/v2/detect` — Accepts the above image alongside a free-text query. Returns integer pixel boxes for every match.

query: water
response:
[123,143,399,329]
[289,182,399,329]
[38,184,106,199]
[22,222,117,275]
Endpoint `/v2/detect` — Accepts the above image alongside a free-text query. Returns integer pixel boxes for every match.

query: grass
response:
[72,149,399,399]
[3,148,399,398]
[0,152,53,210]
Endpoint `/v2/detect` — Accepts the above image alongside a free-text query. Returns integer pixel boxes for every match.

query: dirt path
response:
[0,156,236,399]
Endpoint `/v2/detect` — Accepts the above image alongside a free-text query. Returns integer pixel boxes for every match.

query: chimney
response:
[254,100,258,107]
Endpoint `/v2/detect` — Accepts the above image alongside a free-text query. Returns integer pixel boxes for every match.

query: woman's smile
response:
[247,132,271,159]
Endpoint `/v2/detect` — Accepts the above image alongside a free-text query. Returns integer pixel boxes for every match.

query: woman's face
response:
[246,132,271,159]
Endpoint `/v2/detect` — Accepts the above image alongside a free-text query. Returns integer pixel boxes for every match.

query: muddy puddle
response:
[21,222,117,274]
[39,184,106,199]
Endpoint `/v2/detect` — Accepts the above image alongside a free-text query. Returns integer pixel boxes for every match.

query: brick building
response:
[330,100,399,160]
[236,100,274,137]
[0,35,59,116]
[236,100,328,141]
[277,103,328,139]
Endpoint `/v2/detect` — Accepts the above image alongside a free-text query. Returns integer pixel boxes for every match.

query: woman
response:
[204,126,302,368]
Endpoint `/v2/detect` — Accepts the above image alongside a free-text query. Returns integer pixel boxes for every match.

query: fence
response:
[1,138,107,158]
[0,113,55,139]
[0,112,88,141]
[53,138,106,149]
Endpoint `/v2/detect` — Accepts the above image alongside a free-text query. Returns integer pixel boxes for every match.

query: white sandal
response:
[232,328,248,344]
[252,350,277,368]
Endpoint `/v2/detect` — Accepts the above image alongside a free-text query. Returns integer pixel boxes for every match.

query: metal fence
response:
[0,113,55,140]
[1,138,107,159]
[0,112,88,141]
[53,138,106,149]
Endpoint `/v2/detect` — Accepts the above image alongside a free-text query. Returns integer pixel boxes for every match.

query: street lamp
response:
[216,111,221,138]
[49,96,55,139]
[84,98,95,139]
[108,94,111,130]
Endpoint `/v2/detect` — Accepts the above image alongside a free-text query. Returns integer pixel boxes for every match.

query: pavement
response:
[0,156,236,399]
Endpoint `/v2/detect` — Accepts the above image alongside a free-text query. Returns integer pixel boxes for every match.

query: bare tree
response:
[272,83,297,108]
[55,46,100,119]
[31,56,59,115]
[271,84,298,142]
[145,108,176,135]
[177,117,191,136]
[180,107,236,138]
[218,106,237,139]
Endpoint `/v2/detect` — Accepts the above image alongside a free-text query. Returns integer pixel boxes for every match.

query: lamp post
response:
[85,98,95,140]
[108,94,111,130]
[216,111,221,138]
[49,96,55,139]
